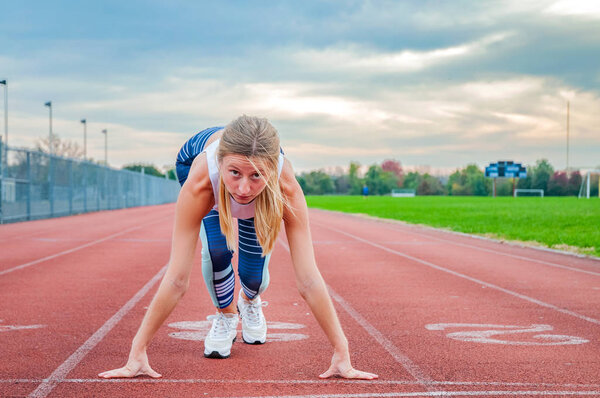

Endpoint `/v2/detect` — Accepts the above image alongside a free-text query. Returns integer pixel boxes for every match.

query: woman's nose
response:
[239,178,251,194]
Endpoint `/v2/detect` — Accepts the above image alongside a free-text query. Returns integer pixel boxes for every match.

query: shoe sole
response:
[204,336,236,359]
[242,330,266,345]
[238,304,267,345]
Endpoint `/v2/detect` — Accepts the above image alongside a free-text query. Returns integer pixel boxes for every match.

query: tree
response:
[334,174,351,194]
[446,164,489,196]
[567,171,582,196]
[122,163,165,177]
[364,165,399,195]
[35,134,84,159]
[531,159,554,193]
[381,159,403,187]
[417,174,445,195]
[403,171,422,191]
[299,171,334,195]
[547,171,568,196]
[348,161,364,195]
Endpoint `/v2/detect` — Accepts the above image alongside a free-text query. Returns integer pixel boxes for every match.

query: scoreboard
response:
[485,161,526,178]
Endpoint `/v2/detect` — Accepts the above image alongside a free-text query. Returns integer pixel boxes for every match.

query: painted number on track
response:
[425,323,588,346]
[168,320,308,342]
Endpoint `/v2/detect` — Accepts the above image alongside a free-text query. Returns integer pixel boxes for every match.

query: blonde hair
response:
[217,115,286,255]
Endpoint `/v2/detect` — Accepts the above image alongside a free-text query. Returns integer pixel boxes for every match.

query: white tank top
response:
[204,139,285,220]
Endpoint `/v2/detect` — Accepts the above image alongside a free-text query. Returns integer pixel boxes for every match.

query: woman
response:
[99,115,377,380]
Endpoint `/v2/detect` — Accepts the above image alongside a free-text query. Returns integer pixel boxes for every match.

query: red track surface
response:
[1,204,599,397]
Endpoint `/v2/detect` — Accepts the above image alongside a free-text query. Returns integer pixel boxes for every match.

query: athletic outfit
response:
[175,127,284,356]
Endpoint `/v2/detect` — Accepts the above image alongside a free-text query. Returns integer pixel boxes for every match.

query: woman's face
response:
[220,154,268,204]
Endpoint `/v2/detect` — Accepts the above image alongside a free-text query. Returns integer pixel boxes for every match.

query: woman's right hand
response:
[98,350,162,379]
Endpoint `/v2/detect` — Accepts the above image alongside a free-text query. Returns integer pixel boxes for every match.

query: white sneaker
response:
[204,312,239,358]
[237,291,268,344]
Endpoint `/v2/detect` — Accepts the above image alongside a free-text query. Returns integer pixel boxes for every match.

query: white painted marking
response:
[0,215,171,276]
[426,323,589,346]
[317,224,600,326]
[167,320,308,342]
[205,392,600,397]
[28,262,169,398]
[369,214,600,277]
[0,319,45,333]
[3,379,600,388]
[277,239,435,391]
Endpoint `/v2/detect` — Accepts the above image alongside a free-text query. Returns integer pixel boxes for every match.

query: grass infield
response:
[306,196,600,258]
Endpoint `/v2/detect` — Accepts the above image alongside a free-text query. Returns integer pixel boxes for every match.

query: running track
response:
[1,204,599,397]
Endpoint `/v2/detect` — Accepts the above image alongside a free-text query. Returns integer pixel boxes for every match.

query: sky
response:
[1,0,599,174]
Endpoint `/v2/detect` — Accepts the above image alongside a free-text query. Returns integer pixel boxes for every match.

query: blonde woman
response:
[99,116,377,380]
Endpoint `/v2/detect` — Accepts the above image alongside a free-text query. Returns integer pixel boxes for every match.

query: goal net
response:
[514,189,544,197]
[392,188,416,197]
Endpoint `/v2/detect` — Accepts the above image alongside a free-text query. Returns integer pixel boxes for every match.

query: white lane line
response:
[0,215,171,276]
[316,223,600,326]
[277,239,435,390]
[326,210,600,276]
[28,263,169,398]
[209,392,600,397]
[380,222,600,277]
[3,379,600,388]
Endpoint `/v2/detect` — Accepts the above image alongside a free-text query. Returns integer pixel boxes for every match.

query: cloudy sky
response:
[1,0,599,174]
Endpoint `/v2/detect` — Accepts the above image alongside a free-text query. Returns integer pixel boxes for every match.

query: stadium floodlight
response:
[81,119,87,160]
[101,129,107,165]
[0,80,7,147]
[566,101,570,172]
[44,101,53,155]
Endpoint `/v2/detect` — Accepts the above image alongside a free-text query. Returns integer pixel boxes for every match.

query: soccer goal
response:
[514,189,544,197]
[392,188,416,197]
[578,170,600,199]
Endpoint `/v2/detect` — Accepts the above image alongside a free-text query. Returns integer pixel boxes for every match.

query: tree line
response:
[31,135,597,196]
[296,159,599,197]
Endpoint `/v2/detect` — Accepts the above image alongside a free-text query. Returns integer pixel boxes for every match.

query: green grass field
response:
[306,196,600,257]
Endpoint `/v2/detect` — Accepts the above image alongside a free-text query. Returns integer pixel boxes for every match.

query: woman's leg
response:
[236,218,270,344]
[199,209,236,311]
[237,218,271,299]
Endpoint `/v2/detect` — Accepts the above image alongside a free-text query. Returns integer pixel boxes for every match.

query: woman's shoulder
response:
[183,152,213,197]
[279,158,303,198]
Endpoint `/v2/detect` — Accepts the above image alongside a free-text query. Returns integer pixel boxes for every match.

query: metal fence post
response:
[141,167,145,207]
[27,151,31,220]
[49,154,54,217]
[83,162,87,213]
[68,160,73,215]
[0,139,3,224]
[96,166,100,211]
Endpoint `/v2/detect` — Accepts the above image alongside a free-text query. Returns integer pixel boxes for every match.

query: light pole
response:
[81,119,87,160]
[101,129,107,165]
[566,100,570,172]
[0,80,7,147]
[44,101,53,155]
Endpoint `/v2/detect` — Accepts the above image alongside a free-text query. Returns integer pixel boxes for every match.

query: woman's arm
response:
[99,155,214,379]
[281,160,377,380]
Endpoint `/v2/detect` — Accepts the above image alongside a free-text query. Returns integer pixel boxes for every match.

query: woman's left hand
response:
[319,350,378,380]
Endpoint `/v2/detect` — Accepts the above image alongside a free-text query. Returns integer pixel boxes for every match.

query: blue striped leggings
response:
[175,128,271,309]
[199,210,271,308]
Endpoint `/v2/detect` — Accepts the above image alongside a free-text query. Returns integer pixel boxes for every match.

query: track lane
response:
[0,213,175,397]
[53,236,406,397]
[307,210,600,388]
[0,204,174,273]
[2,206,599,397]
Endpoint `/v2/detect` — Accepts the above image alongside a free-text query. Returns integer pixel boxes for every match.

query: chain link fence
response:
[0,141,180,223]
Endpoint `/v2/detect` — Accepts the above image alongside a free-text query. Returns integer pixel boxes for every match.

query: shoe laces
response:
[242,299,268,327]
[206,312,234,338]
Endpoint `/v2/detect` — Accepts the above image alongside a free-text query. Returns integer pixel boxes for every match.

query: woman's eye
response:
[253,173,261,179]
[231,170,239,176]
